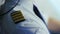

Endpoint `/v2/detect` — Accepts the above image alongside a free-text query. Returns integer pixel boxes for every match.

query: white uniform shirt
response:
[34,0,60,33]
[34,0,60,24]
[0,0,50,34]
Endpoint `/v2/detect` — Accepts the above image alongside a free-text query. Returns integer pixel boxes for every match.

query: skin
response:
[48,17,60,32]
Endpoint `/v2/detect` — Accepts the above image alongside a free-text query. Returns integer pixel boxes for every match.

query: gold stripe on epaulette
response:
[11,10,25,24]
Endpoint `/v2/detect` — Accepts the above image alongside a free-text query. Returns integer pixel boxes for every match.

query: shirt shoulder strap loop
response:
[33,5,46,24]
